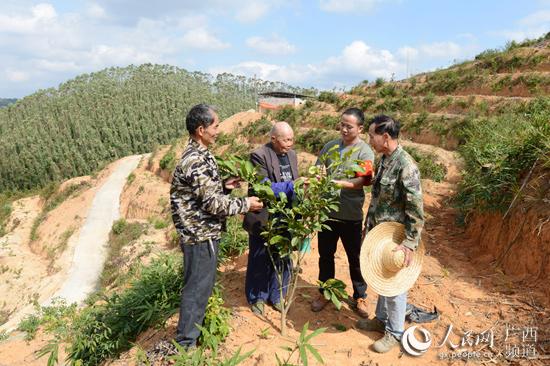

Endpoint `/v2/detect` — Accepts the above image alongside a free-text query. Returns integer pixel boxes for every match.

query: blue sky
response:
[1,0,549,97]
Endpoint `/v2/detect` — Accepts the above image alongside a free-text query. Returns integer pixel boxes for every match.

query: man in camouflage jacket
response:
[357,114,425,353]
[170,104,263,348]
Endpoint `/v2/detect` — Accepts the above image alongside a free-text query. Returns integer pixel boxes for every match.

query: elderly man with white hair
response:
[243,121,298,315]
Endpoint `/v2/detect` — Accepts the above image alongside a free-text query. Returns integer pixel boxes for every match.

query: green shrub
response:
[361,98,376,111]
[111,218,127,235]
[318,91,339,104]
[0,201,12,237]
[319,114,339,129]
[423,92,435,106]
[159,147,176,171]
[242,116,273,138]
[152,217,168,229]
[101,219,146,286]
[18,314,41,341]
[377,84,397,98]
[455,97,550,214]
[219,216,248,260]
[67,254,183,365]
[126,172,136,185]
[403,147,447,182]
[375,77,385,87]
[296,128,338,155]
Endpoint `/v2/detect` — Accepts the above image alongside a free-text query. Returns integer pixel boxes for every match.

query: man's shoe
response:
[356,317,385,333]
[372,332,400,353]
[354,297,369,318]
[251,301,265,315]
[310,294,330,312]
[272,302,283,312]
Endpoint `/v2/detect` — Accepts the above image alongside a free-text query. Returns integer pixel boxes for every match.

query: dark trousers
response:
[245,234,291,305]
[175,239,219,347]
[318,219,367,299]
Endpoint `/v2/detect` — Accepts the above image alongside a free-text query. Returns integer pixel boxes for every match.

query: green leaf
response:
[269,235,285,245]
[306,344,324,364]
[299,345,308,366]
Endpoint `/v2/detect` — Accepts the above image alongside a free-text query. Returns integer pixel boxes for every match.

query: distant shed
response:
[258,92,312,112]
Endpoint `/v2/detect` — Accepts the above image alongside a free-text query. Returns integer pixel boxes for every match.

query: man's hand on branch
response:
[224,177,243,190]
[247,196,264,212]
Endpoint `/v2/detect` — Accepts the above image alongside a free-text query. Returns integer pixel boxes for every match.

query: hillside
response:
[0,64,311,192]
[0,35,548,365]
[0,98,17,108]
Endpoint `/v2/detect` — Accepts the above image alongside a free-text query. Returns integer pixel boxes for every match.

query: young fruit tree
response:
[218,145,363,335]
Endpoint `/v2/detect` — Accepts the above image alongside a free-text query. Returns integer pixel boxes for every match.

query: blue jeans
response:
[375,291,407,340]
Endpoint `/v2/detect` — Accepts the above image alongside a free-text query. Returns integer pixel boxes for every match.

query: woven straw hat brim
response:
[360,222,424,297]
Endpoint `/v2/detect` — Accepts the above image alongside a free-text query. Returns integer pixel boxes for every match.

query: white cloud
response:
[177,14,208,29]
[5,69,30,82]
[397,46,419,60]
[323,41,402,79]
[181,28,230,50]
[213,40,404,88]
[246,35,296,55]
[419,41,462,58]
[491,9,550,42]
[33,59,80,72]
[235,1,271,22]
[0,3,57,34]
[86,3,107,19]
[519,10,550,27]
[320,0,380,13]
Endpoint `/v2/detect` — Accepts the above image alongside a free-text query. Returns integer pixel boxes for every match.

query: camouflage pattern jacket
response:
[170,139,248,245]
[366,145,424,251]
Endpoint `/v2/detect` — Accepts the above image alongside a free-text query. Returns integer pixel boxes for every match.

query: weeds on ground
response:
[101,218,146,286]
[274,322,326,365]
[219,216,248,259]
[404,147,447,183]
[34,254,182,366]
[455,97,550,215]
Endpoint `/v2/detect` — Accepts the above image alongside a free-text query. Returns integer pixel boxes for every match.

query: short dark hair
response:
[186,104,216,135]
[369,114,400,139]
[342,107,365,126]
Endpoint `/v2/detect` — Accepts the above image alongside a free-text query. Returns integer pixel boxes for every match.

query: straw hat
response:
[360,222,424,297]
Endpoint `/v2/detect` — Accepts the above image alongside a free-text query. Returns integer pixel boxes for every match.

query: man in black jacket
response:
[243,121,298,315]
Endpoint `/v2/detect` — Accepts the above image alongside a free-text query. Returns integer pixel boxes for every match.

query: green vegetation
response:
[403,147,447,183]
[219,147,356,335]
[241,116,272,139]
[0,98,16,108]
[296,128,338,155]
[274,323,326,365]
[159,145,177,171]
[101,218,146,286]
[318,91,338,104]
[0,65,307,191]
[31,254,182,366]
[0,198,12,237]
[455,97,550,214]
[219,216,248,259]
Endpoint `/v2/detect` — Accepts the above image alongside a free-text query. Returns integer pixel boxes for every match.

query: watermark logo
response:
[402,325,432,356]
[400,323,541,361]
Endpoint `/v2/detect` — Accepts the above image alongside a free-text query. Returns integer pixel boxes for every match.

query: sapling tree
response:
[218,145,364,335]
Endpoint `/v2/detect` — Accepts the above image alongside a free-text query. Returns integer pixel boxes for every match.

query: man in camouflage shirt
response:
[357,114,424,353]
[170,104,263,348]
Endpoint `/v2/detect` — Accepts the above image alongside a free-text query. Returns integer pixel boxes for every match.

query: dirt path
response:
[0,155,142,333]
[50,155,142,305]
